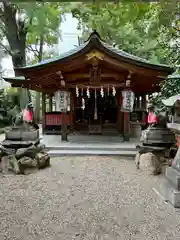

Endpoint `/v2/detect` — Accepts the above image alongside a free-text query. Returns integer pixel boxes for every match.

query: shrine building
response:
[4,31,174,141]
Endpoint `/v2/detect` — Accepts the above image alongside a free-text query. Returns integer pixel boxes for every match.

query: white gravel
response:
[0,156,180,240]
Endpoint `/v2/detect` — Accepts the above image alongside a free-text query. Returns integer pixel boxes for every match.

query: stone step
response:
[45,143,137,151]
[48,149,137,157]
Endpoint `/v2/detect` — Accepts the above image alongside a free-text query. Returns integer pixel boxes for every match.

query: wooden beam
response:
[64,73,122,81]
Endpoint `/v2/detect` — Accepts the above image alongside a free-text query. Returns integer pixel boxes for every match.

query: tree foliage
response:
[67,1,180,103]
[68,1,179,66]
[0,2,61,67]
[0,1,62,112]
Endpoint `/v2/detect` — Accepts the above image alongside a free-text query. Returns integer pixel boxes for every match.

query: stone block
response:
[172,147,180,170]
[1,156,10,174]
[21,130,39,141]
[8,155,20,174]
[18,156,38,174]
[5,130,21,140]
[165,167,180,190]
[138,152,162,175]
[19,156,37,168]
[5,129,39,141]
[36,152,50,168]
[155,180,180,208]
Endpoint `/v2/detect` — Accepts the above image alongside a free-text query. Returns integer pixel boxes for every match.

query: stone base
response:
[155,167,180,208]
[135,152,162,175]
[155,180,180,208]
[165,167,180,190]
[6,128,39,141]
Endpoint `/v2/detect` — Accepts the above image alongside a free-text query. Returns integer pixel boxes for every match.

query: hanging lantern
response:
[126,79,131,88]
[76,86,79,97]
[86,86,90,98]
[121,90,135,112]
[81,98,85,110]
[112,86,116,96]
[100,86,104,97]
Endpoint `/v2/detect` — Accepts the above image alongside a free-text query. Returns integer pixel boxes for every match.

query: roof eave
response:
[14,31,173,75]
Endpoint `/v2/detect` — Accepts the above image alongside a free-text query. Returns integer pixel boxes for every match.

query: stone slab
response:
[165,167,180,190]
[2,140,36,149]
[48,149,137,157]
[5,130,21,140]
[6,129,39,141]
[155,180,180,208]
[21,130,39,141]
[172,147,180,171]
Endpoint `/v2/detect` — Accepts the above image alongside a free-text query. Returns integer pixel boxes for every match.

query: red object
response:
[45,113,70,126]
[176,136,180,147]
[124,112,129,121]
[23,109,33,122]
[148,112,158,124]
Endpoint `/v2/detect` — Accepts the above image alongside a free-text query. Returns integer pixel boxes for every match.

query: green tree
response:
[0,1,62,121]
[68,1,180,104]
[67,1,179,66]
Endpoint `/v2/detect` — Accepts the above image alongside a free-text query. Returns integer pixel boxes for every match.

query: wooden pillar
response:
[116,90,123,133]
[70,89,75,132]
[61,111,68,141]
[123,112,130,141]
[142,95,146,109]
[42,92,46,134]
[49,95,52,112]
[136,95,140,109]
[73,89,76,129]
[61,90,68,141]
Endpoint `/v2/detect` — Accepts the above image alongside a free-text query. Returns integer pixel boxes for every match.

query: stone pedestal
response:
[135,145,165,175]
[0,126,50,175]
[155,147,180,208]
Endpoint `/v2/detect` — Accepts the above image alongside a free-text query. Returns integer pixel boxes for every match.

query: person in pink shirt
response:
[147,103,159,127]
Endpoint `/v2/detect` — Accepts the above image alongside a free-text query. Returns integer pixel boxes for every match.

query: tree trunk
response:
[34,33,44,124]
[3,2,30,109]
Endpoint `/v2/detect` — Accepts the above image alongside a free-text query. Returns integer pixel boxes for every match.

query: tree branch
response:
[27,45,39,58]
[0,42,12,55]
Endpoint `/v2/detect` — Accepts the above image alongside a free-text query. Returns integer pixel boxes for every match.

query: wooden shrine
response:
[4,31,174,140]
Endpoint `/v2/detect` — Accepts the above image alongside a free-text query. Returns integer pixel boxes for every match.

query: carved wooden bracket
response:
[86,50,104,61]
[89,65,101,84]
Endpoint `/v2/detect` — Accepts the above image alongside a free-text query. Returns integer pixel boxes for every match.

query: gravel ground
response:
[0,156,180,240]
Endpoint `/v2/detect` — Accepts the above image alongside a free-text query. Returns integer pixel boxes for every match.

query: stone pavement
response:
[0,156,180,240]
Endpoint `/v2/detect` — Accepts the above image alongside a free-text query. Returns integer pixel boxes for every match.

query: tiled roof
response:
[14,31,173,72]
